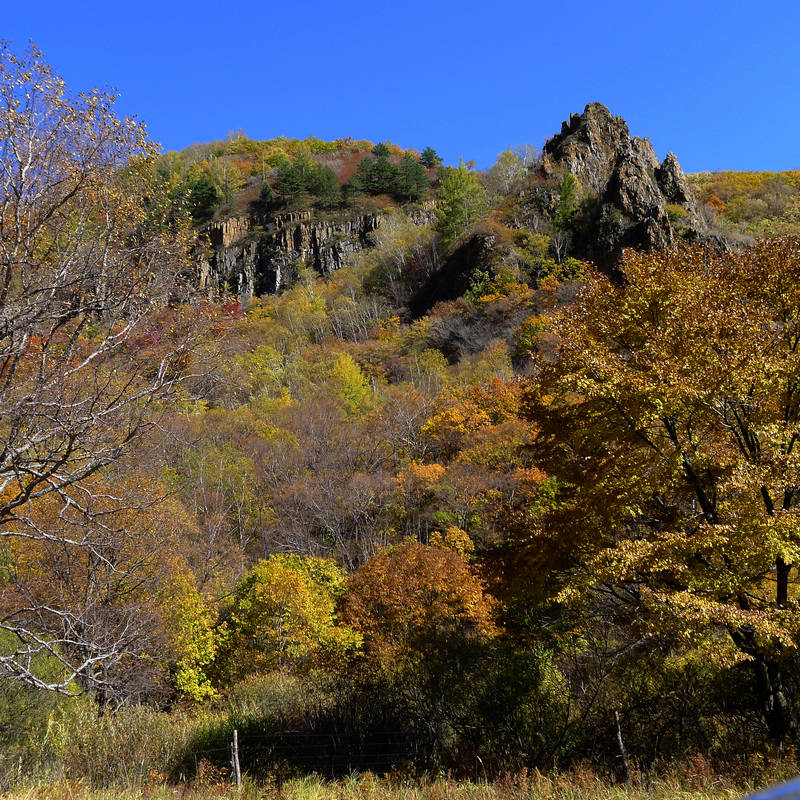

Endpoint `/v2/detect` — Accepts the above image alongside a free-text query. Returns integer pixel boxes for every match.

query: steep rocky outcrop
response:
[537,102,709,267]
[408,232,497,317]
[199,210,384,301]
[200,203,436,301]
[410,104,710,316]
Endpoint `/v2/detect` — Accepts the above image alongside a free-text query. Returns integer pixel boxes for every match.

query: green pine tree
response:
[434,160,487,245]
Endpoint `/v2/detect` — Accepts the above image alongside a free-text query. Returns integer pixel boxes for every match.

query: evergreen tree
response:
[350,150,399,196]
[372,141,391,158]
[553,172,579,231]
[370,152,400,195]
[396,154,430,201]
[275,149,317,202]
[434,160,487,245]
[275,159,306,199]
[310,165,341,207]
[259,179,275,204]
[420,146,442,168]
[184,173,219,219]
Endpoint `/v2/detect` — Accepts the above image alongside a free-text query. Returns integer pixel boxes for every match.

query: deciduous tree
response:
[0,44,206,696]
[217,554,360,680]
[524,239,800,740]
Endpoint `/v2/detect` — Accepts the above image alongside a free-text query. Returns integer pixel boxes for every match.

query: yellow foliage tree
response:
[525,239,800,740]
[218,555,361,681]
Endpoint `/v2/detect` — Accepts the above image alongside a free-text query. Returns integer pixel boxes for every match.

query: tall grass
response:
[0,765,767,800]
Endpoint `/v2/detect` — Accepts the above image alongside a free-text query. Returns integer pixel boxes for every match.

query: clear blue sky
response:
[5,0,798,172]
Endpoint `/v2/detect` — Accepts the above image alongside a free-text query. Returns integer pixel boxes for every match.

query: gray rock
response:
[537,102,709,267]
[201,211,384,301]
[201,203,437,301]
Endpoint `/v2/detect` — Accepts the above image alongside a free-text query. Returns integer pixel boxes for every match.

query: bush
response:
[48,702,204,786]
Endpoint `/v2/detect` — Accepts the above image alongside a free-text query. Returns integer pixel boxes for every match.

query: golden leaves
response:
[528,239,800,652]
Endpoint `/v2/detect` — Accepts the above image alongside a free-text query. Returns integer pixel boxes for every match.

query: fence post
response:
[231,728,242,791]
[614,710,631,783]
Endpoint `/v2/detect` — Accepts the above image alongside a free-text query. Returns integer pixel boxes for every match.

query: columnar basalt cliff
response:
[539,102,710,266]
[199,210,385,301]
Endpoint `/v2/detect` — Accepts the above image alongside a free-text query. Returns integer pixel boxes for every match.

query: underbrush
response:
[3,669,797,796]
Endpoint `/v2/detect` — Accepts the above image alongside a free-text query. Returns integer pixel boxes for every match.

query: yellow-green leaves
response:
[218,555,361,681]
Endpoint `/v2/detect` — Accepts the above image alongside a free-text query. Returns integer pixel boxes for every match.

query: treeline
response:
[261,141,435,210]
[152,134,439,221]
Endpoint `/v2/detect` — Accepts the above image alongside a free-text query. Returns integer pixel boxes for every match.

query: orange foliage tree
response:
[340,541,497,668]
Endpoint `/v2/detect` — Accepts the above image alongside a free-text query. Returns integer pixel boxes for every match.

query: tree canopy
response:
[434,161,487,245]
[524,239,800,738]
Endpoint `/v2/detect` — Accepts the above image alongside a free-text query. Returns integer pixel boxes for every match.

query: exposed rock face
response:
[200,202,437,301]
[543,104,659,194]
[199,210,384,301]
[408,233,497,317]
[410,103,710,316]
[539,102,709,267]
[655,151,708,231]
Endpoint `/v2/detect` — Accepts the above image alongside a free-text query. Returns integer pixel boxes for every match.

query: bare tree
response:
[0,44,206,699]
[550,229,570,263]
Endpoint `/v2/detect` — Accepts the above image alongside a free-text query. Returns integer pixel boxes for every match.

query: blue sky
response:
[5,0,798,172]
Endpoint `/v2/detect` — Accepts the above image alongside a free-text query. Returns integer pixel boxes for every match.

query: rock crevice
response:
[199,210,384,301]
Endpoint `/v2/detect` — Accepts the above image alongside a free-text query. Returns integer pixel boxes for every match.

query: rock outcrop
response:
[199,210,384,301]
[408,232,497,317]
[200,203,437,301]
[409,103,711,316]
[537,102,709,267]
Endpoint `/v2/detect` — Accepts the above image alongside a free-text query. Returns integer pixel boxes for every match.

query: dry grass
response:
[0,765,765,800]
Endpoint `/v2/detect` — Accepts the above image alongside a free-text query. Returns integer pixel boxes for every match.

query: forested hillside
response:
[688,170,800,239]
[4,44,800,798]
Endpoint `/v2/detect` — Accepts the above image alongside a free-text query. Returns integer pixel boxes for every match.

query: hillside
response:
[688,169,800,239]
[4,46,800,797]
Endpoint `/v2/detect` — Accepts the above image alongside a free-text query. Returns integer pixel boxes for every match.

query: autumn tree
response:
[338,541,501,767]
[488,148,525,195]
[2,474,212,705]
[0,44,206,696]
[525,239,800,740]
[340,540,496,666]
[217,554,360,681]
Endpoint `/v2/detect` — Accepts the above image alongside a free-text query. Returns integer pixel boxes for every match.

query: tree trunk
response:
[730,624,796,741]
[752,657,795,741]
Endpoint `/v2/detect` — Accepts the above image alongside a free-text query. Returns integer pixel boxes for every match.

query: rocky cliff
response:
[200,202,437,301]
[409,103,711,316]
[199,210,385,301]
[537,102,709,267]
